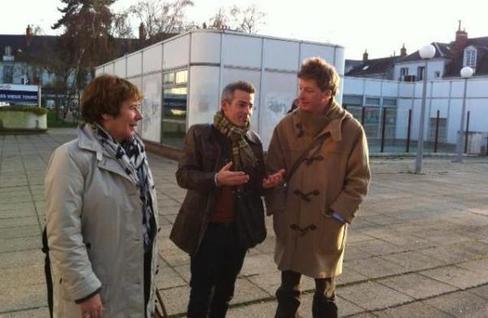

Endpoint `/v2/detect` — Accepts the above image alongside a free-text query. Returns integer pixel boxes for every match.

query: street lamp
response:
[454,66,474,162]
[415,44,436,174]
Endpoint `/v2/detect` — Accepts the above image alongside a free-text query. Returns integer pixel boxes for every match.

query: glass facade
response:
[161,69,188,148]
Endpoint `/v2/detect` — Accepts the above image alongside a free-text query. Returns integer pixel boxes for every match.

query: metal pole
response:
[415,60,429,173]
[455,77,468,162]
[464,111,470,154]
[406,109,412,153]
[434,110,440,153]
[361,106,366,126]
[381,107,387,152]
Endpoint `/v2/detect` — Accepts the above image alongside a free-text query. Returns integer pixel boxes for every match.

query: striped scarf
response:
[213,111,257,171]
[93,124,155,252]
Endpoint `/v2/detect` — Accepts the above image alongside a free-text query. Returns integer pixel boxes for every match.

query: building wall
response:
[344,76,488,147]
[393,59,446,81]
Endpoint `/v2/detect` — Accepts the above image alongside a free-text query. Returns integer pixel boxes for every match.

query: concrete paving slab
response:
[419,265,488,289]
[377,273,457,299]
[424,290,488,318]
[338,281,413,311]
[374,301,452,318]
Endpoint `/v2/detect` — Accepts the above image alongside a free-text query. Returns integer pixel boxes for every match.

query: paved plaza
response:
[1,128,488,317]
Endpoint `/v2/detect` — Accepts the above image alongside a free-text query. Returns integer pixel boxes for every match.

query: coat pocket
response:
[316,215,347,255]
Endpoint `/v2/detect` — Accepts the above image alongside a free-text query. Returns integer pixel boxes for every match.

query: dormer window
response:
[4,46,12,56]
[463,46,477,69]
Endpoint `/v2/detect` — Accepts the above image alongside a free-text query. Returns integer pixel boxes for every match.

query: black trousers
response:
[275,270,337,318]
[187,223,247,318]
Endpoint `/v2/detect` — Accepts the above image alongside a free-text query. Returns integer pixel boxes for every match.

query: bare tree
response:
[207,4,266,33]
[112,11,135,38]
[128,0,194,40]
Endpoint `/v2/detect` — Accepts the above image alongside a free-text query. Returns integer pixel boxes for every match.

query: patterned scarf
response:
[213,111,257,171]
[92,124,155,252]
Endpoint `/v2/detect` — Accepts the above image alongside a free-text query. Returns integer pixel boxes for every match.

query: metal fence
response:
[345,105,488,156]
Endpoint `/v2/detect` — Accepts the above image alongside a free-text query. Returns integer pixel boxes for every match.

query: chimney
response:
[139,22,146,41]
[400,43,407,57]
[362,49,368,63]
[453,20,468,52]
[26,24,33,46]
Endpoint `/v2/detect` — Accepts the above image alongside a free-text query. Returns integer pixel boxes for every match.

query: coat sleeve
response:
[329,127,371,223]
[264,126,288,215]
[176,125,217,192]
[45,146,102,301]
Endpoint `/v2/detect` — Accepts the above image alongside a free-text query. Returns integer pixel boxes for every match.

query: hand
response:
[79,293,103,318]
[262,169,286,189]
[216,162,249,186]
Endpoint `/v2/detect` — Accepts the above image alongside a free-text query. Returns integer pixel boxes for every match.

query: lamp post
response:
[415,44,436,174]
[454,66,474,163]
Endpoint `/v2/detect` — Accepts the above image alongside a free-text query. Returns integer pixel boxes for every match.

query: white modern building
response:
[95,29,345,149]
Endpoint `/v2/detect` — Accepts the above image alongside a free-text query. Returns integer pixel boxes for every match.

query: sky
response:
[2,0,488,60]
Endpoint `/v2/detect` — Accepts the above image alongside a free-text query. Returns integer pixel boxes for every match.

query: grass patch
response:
[47,111,78,128]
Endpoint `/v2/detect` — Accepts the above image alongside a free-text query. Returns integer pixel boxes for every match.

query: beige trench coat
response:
[45,125,159,318]
[265,105,370,278]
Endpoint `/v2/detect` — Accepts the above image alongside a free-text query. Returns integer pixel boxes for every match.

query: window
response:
[4,46,12,56]
[464,48,477,69]
[417,66,425,81]
[383,98,397,106]
[161,69,188,148]
[365,97,380,106]
[2,64,13,83]
[435,71,441,78]
[400,67,408,80]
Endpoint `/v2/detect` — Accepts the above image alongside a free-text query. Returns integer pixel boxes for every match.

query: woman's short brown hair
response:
[81,74,142,124]
[298,57,340,96]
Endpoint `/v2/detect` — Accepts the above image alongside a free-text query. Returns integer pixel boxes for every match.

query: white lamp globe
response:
[419,44,436,59]
[460,66,474,78]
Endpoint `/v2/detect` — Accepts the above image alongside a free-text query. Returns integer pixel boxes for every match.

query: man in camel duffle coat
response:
[265,57,371,318]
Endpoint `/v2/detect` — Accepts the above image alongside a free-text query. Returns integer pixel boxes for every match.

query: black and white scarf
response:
[93,124,155,252]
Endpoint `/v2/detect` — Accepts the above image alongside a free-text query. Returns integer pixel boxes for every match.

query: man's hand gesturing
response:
[215,162,249,186]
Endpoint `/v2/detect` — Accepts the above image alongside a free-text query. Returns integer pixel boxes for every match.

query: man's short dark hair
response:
[298,57,340,96]
[221,81,256,102]
[81,74,142,124]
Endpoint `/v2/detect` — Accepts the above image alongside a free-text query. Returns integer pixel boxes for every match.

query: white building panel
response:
[300,44,338,71]
[143,44,163,73]
[263,39,299,71]
[222,34,262,69]
[187,66,220,126]
[431,81,451,98]
[190,32,221,64]
[259,72,297,148]
[163,35,190,69]
[381,81,399,96]
[141,73,162,142]
[114,59,126,78]
[465,79,488,98]
[344,77,367,95]
[127,53,142,77]
[363,80,383,97]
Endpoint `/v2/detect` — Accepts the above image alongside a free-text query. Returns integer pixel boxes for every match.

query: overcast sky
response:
[2,0,487,59]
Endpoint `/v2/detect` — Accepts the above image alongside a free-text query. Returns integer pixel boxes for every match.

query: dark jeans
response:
[275,270,337,318]
[187,223,247,318]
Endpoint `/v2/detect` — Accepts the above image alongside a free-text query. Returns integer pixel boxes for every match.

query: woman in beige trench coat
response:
[45,75,159,318]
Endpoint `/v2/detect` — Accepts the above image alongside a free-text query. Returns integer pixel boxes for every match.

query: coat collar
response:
[77,124,136,184]
[291,101,350,142]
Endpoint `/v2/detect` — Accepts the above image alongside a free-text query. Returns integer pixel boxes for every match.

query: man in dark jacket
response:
[170,81,284,318]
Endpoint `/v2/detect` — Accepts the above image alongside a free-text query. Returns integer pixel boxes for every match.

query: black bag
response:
[41,226,54,318]
[234,188,266,249]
